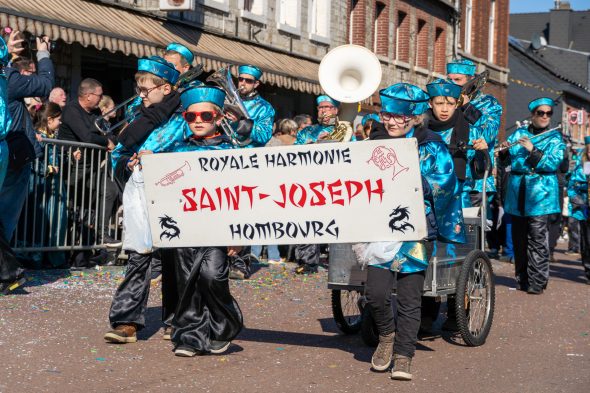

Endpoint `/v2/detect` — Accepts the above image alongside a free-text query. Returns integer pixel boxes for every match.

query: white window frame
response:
[349,0,357,44]
[395,11,407,61]
[308,0,331,45]
[202,0,230,13]
[239,0,268,25]
[373,2,385,53]
[488,0,496,62]
[276,0,302,36]
[464,0,472,53]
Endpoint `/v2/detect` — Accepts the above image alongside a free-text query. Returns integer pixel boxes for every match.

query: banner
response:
[141,139,427,247]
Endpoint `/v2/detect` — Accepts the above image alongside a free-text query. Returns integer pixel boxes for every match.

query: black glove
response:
[461,103,482,125]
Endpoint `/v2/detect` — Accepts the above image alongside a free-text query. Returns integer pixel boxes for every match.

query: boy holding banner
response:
[365,83,465,381]
[166,85,244,357]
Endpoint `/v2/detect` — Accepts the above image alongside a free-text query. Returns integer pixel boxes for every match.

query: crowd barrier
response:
[11,139,122,253]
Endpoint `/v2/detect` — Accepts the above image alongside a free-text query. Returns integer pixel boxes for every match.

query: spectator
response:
[98,95,115,121]
[58,78,120,251]
[355,123,364,140]
[48,87,67,108]
[266,118,297,146]
[24,96,42,118]
[294,114,312,131]
[0,37,54,245]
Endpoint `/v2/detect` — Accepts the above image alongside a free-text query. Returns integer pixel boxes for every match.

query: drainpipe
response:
[452,0,460,58]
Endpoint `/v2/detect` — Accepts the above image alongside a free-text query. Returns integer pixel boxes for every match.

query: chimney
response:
[549,3,573,48]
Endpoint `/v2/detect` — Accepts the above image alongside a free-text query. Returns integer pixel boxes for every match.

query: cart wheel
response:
[455,250,495,346]
[331,289,362,334]
[360,306,379,347]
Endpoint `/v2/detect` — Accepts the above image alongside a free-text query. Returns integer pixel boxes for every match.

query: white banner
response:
[141,139,426,247]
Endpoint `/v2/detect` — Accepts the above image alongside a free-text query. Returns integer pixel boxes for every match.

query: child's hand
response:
[127,153,139,170]
[227,246,242,257]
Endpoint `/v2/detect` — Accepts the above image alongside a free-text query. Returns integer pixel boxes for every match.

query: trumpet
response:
[206,66,252,147]
[458,70,489,107]
[94,64,204,134]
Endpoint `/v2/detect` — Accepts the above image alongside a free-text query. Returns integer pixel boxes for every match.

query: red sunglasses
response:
[183,110,218,123]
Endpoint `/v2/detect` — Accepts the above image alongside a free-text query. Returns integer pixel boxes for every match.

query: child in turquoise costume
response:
[168,86,244,357]
[447,58,502,207]
[573,137,590,284]
[364,83,465,381]
[499,97,565,294]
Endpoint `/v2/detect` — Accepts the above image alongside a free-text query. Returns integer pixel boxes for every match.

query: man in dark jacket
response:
[0,37,54,244]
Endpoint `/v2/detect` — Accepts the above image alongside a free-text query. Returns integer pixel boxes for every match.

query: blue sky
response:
[510,0,590,13]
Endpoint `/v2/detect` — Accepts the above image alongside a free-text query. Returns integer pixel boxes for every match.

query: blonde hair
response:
[134,71,169,87]
[277,119,298,136]
[98,95,115,112]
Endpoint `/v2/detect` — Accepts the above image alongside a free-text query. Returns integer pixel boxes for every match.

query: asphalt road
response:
[0,247,588,393]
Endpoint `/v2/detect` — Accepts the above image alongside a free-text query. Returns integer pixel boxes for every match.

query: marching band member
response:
[225,64,274,147]
[164,42,193,74]
[573,138,590,284]
[365,83,464,381]
[105,56,182,344]
[566,151,584,255]
[446,58,502,207]
[169,85,244,357]
[499,97,565,294]
[296,95,341,144]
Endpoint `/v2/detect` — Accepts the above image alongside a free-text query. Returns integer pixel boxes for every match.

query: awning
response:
[0,0,322,94]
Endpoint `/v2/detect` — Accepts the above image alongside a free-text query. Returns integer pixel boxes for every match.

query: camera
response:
[27,34,58,52]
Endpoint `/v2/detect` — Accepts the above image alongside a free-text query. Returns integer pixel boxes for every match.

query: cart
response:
[328,164,495,347]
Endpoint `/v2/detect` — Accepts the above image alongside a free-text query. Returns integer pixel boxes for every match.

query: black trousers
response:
[108,250,178,329]
[295,244,320,266]
[577,220,590,280]
[171,247,243,352]
[547,213,562,255]
[0,221,24,284]
[365,266,425,358]
[567,217,580,253]
[512,214,550,290]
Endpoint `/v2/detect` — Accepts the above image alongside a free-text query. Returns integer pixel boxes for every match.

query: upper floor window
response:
[464,0,473,53]
[373,1,387,56]
[240,0,268,24]
[488,0,496,62]
[202,0,230,13]
[309,0,331,44]
[277,0,302,35]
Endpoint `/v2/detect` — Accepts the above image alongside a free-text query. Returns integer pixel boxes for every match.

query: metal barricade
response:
[11,139,122,252]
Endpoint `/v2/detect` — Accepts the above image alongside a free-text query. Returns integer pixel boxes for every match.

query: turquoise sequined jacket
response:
[371,127,465,274]
[567,157,588,221]
[295,124,333,144]
[463,92,502,196]
[240,94,274,147]
[503,126,565,217]
[0,44,11,189]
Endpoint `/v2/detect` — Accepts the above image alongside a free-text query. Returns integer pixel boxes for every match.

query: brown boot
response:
[104,324,137,343]
[371,332,394,371]
[391,354,413,381]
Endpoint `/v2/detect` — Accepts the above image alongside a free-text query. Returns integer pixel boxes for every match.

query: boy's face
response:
[137,79,171,108]
[184,102,221,137]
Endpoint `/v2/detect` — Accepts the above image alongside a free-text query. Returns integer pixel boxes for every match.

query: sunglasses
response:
[535,110,553,118]
[238,77,256,84]
[182,110,218,123]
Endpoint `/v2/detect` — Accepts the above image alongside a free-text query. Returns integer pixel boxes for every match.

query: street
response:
[1,248,588,393]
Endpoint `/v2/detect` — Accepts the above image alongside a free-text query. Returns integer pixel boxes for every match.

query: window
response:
[395,11,409,62]
[240,0,267,24]
[202,0,229,13]
[488,0,496,62]
[309,0,331,43]
[373,1,387,56]
[349,0,360,44]
[434,27,446,73]
[415,19,428,68]
[277,0,301,35]
[464,0,472,53]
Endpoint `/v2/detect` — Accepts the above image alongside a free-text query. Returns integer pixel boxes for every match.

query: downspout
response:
[452,0,460,58]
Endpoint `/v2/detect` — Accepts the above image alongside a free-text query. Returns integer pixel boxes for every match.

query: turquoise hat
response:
[584,136,590,145]
[238,64,263,80]
[0,35,8,66]
[166,42,194,65]
[138,56,180,85]
[181,86,226,109]
[426,78,462,99]
[379,83,430,116]
[528,97,555,112]
[316,95,340,107]
[361,113,380,126]
[446,58,477,76]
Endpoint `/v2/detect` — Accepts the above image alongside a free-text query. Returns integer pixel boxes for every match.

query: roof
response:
[0,0,322,94]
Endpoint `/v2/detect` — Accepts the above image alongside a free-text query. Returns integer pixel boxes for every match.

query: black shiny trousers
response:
[365,266,425,358]
[512,214,550,290]
[0,221,24,284]
[294,244,320,266]
[108,250,178,329]
[171,247,243,352]
[576,220,590,281]
[567,217,580,253]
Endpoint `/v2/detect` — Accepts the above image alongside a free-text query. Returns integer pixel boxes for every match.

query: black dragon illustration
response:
[388,206,415,234]
[159,215,180,241]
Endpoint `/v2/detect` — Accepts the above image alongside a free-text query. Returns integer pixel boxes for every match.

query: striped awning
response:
[0,0,322,94]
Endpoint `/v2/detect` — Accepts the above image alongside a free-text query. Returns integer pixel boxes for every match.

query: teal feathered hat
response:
[137,56,180,85]
[426,78,462,99]
[181,86,226,109]
[166,42,194,65]
[528,97,555,113]
[446,58,477,76]
[379,83,430,116]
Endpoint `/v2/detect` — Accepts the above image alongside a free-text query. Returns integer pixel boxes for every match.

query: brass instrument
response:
[317,45,382,142]
[94,65,204,134]
[458,70,489,107]
[155,161,191,187]
[206,66,252,147]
